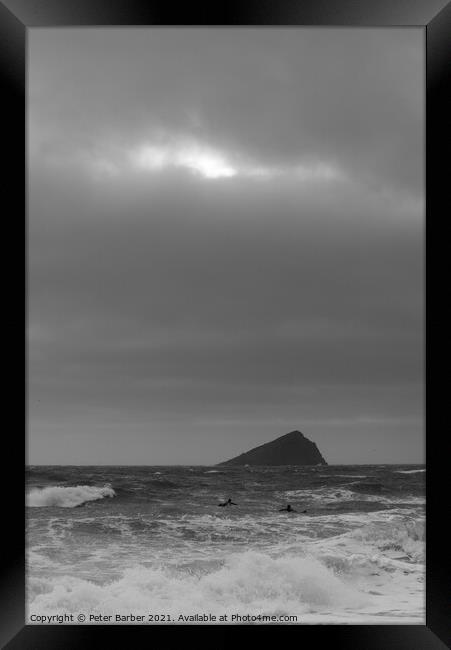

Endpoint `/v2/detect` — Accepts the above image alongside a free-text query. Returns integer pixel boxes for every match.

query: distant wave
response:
[144,478,178,488]
[394,469,426,475]
[27,485,116,508]
[284,486,425,506]
[348,481,385,494]
[320,475,368,479]
[26,467,71,483]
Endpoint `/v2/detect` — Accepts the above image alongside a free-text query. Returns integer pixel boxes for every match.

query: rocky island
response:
[217,430,327,466]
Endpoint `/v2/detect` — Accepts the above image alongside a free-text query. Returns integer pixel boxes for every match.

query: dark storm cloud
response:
[28,29,424,464]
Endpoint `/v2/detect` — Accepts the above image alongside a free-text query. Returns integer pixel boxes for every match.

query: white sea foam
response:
[27,485,116,508]
[394,469,425,474]
[27,550,366,622]
[27,509,425,623]
[350,516,425,561]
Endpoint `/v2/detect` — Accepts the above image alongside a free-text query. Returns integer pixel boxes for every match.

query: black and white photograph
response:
[27,27,425,625]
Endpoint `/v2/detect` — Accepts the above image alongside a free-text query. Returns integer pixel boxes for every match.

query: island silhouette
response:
[217,430,327,466]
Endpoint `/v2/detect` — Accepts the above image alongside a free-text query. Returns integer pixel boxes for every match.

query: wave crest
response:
[395,469,425,474]
[350,516,425,561]
[26,485,116,508]
[27,551,364,619]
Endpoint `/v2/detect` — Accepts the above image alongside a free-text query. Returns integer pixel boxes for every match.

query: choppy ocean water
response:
[26,464,425,624]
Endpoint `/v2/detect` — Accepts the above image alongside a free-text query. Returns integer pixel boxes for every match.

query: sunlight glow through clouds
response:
[131,141,238,179]
[32,131,343,183]
[129,139,343,183]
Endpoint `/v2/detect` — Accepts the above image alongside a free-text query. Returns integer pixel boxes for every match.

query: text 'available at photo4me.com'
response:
[29,612,300,624]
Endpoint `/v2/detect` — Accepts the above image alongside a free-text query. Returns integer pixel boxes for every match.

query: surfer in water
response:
[279,504,297,512]
[218,498,237,507]
[279,504,307,513]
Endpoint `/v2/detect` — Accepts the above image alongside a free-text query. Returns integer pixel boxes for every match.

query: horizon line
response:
[26,462,425,467]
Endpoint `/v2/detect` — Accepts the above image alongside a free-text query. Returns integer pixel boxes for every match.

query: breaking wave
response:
[27,550,365,620]
[27,485,116,508]
[350,517,425,561]
[395,469,425,475]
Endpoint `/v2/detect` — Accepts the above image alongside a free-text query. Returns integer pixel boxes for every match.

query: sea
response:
[26,464,425,624]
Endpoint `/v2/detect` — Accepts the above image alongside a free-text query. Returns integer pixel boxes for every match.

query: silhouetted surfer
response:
[279,504,307,513]
[218,498,237,507]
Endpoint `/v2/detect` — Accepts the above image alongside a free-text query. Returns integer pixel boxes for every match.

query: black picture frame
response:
[2,0,449,647]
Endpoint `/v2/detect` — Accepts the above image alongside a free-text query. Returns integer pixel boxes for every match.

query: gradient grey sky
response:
[28,28,424,465]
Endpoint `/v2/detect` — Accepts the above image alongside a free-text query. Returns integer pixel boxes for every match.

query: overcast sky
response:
[28,28,424,465]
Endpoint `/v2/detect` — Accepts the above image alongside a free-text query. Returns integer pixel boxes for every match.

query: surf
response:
[26,485,116,508]
[27,550,365,620]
